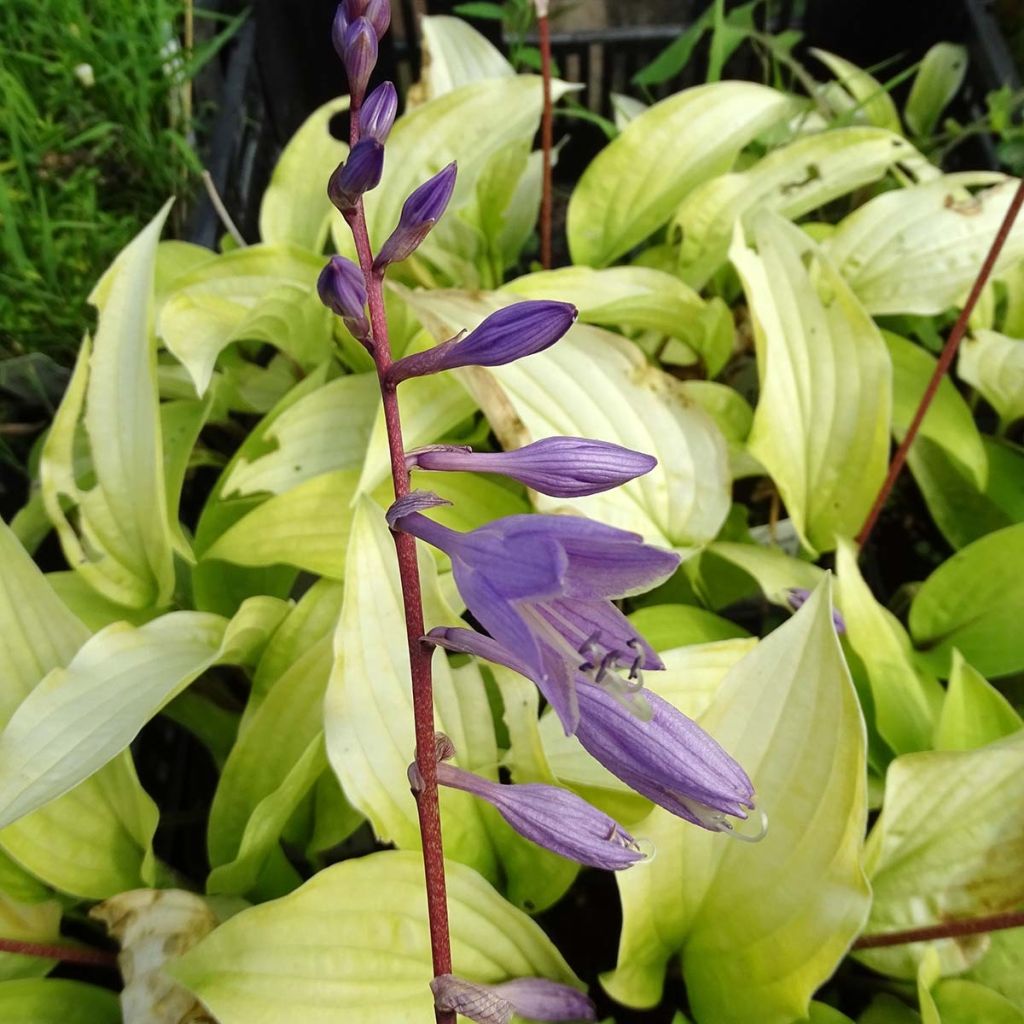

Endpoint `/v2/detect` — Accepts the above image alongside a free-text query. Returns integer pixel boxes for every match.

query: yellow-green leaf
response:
[0,979,120,1023]
[934,650,1022,751]
[169,851,581,1024]
[605,580,870,1021]
[958,330,1024,430]
[568,81,796,267]
[731,213,891,553]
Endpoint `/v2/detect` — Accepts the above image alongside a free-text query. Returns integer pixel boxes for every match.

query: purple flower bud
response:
[436,762,643,869]
[430,974,596,1024]
[317,255,371,342]
[386,301,578,385]
[360,81,397,143]
[408,436,657,497]
[786,588,846,634]
[331,4,350,59]
[363,0,391,38]
[327,138,384,215]
[373,163,458,272]
[343,17,377,103]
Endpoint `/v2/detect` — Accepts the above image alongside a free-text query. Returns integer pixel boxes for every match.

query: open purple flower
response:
[388,498,679,732]
[386,301,577,385]
[428,626,760,837]
[435,762,643,870]
[407,436,656,498]
[431,974,596,1024]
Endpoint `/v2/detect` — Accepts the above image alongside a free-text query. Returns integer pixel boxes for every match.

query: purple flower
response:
[786,587,846,634]
[430,974,596,1024]
[428,626,760,837]
[342,17,377,103]
[373,163,458,272]
[328,138,384,215]
[435,762,643,870]
[386,301,578,385]
[389,499,679,731]
[407,437,656,497]
[360,81,397,143]
[317,255,370,342]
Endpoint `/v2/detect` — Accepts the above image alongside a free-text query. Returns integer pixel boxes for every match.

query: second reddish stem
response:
[347,121,455,1024]
[538,9,554,270]
[856,178,1024,548]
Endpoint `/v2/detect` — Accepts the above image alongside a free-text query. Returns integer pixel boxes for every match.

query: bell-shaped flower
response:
[430,974,596,1024]
[427,626,760,838]
[328,138,384,215]
[373,162,457,271]
[386,301,577,385]
[389,497,679,731]
[341,16,377,103]
[359,81,397,143]
[407,436,656,497]
[435,762,642,870]
[317,255,370,342]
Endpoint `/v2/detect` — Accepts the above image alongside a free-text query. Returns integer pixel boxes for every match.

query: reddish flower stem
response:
[346,121,455,1024]
[853,909,1024,950]
[856,177,1024,548]
[538,9,554,270]
[0,937,117,968]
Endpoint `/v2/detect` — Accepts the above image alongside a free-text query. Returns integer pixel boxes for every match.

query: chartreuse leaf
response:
[222,373,378,498]
[824,174,1024,315]
[809,1004,856,1024]
[905,43,968,138]
[0,598,287,830]
[909,523,1024,677]
[605,581,870,1021]
[41,201,177,610]
[417,14,513,100]
[933,980,1024,1024]
[810,49,902,131]
[836,538,943,755]
[169,851,581,1024]
[885,330,986,487]
[159,269,331,398]
[673,127,920,288]
[958,330,1024,430]
[504,266,727,374]
[324,498,498,880]
[909,436,1024,551]
[401,289,731,549]
[628,605,749,650]
[0,519,160,899]
[0,848,61,980]
[205,468,362,579]
[859,994,922,1023]
[259,96,349,250]
[964,927,1024,1010]
[207,589,341,895]
[934,650,1022,751]
[731,213,891,554]
[568,82,795,267]
[0,979,120,1023]
[857,729,1024,978]
[699,541,824,606]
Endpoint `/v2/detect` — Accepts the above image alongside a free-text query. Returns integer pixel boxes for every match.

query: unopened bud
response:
[360,81,398,143]
[327,138,384,215]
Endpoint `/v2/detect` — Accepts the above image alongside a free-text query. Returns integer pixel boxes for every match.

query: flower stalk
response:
[0,936,117,968]
[856,177,1024,548]
[853,909,1024,950]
